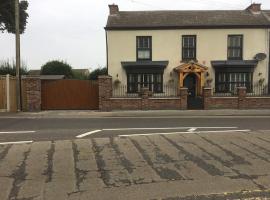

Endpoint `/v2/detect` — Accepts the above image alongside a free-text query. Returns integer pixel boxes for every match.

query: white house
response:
[105,3,270,97]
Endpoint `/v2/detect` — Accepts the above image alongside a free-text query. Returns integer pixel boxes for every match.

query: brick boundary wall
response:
[203,87,270,109]
[22,77,41,112]
[98,75,187,111]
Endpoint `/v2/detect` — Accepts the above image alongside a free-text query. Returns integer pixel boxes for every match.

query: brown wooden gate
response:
[41,79,99,110]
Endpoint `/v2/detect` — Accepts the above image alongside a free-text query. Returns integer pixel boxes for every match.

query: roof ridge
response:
[107,9,270,29]
[119,10,246,12]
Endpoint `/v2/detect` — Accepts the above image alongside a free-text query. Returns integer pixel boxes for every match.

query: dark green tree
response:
[0,0,29,33]
[41,60,74,78]
[0,59,28,75]
[89,67,107,80]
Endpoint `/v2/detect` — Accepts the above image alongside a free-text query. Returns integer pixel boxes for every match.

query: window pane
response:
[183,38,189,47]
[182,36,196,60]
[138,50,150,59]
[189,37,195,47]
[137,38,143,48]
[216,72,252,93]
[228,35,242,59]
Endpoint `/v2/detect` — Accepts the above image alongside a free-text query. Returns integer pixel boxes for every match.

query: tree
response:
[89,67,107,80]
[0,59,28,75]
[0,0,29,33]
[41,60,74,78]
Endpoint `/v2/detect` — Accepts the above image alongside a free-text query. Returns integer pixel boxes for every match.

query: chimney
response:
[109,4,119,15]
[246,3,261,14]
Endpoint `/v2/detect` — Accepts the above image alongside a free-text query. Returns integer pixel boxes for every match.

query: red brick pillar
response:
[24,77,41,111]
[179,87,188,110]
[98,75,112,111]
[203,88,212,110]
[140,87,151,110]
[237,87,247,109]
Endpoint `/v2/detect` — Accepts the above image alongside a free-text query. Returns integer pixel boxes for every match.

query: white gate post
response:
[6,74,10,112]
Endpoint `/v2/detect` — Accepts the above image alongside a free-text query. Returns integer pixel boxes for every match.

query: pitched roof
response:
[73,69,90,75]
[28,69,41,75]
[106,10,270,30]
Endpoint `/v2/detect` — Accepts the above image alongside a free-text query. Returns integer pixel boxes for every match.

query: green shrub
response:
[41,60,73,78]
[89,67,107,80]
[0,59,28,76]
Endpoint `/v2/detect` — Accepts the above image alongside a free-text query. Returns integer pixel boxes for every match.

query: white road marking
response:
[187,128,197,132]
[118,129,251,137]
[76,130,102,138]
[0,141,33,145]
[0,131,36,134]
[103,127,238,131]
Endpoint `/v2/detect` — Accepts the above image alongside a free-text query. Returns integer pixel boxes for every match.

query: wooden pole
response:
[15,0,21,111]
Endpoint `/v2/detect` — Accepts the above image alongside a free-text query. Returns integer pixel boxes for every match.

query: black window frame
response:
[182,35,197,61]
[227,35,243,60]
[215,72,252,93]
[136,36,152,61]
[127,73,163,93]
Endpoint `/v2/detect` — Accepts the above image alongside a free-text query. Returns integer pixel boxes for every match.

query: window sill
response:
[181,59,198,63]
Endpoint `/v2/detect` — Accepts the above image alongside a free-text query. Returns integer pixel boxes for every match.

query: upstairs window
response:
[137,36,152,61]
[228,35,243,60]
[182,35,196,61]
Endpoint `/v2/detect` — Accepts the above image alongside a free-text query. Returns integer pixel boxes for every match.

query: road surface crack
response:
[91,138,111,187]
[162,135,224,176]
[72,141,88,191]
[8,147,31,200]
[0,144,12,160]
[43,142,55,183]
[110,137,134,174]
[198,135,250,165]
[130,137,184,180]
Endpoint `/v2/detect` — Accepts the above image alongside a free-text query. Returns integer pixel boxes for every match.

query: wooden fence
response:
[0,76,6,110]
[0,75,17,112]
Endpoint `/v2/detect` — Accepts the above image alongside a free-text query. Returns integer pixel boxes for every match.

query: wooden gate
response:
[41,79,99,110]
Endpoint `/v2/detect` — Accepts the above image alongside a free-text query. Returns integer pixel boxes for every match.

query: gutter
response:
[105,25,270,31]
[105,30,109,75]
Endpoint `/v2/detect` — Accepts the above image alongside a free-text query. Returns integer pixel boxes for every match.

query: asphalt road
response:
[0,116,270,142]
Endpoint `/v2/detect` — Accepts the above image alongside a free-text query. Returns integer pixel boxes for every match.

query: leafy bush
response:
[89,67,107,80]
[0,59,28,76]
[41,60,73,78]
[73,71,88,80]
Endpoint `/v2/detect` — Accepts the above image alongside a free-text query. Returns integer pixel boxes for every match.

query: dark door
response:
[184,73,203,109]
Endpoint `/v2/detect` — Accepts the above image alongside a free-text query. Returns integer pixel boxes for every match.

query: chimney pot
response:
[246,3,261,14]
[109,4,119,15]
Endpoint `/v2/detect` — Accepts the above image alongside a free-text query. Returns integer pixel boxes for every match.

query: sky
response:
[1,0,270,70]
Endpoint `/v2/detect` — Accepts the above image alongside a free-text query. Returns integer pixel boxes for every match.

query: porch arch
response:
[174,61,208,96]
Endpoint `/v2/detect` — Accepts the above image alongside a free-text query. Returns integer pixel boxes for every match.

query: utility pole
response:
[15,0,21,111]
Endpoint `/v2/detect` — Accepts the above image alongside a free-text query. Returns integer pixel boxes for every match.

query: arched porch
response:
[174,61,208,96]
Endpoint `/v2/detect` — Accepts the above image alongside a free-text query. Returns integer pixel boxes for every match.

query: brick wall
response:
[98,75,112,111]
[245,97,270,109]
[98,76,187,111]
[203,87,270,110]
[22,77,41,111]
[206,97,238,109]
[110,98,142,110]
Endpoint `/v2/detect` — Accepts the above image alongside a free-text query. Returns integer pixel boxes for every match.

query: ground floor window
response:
[215,72,252,92]
[127,73,163,93]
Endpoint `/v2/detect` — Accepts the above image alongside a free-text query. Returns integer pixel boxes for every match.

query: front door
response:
[184,73,203,109]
